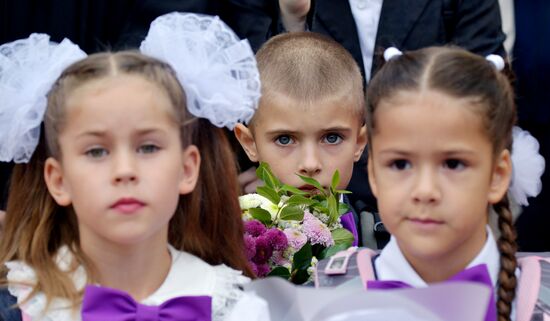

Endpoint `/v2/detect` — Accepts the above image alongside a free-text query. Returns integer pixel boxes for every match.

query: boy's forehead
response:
[253,91,361,121]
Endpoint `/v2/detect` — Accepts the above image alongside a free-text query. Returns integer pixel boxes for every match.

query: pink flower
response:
[244,219,266,237]
[302,211,334,247]
[284,228,307,250]
[265,228,288,251]
[271,250,290,266]
[244,234,256,260]
[253,235,273,264]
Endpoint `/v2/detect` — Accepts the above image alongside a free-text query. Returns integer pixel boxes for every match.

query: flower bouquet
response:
[240,162,355,284]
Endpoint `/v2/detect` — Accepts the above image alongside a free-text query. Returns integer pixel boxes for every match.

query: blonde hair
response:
[254,32,365,123]
[1,51,252,308]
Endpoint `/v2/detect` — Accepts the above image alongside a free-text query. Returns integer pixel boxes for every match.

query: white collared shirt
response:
[6,246,269,321]
[348,0,384,82]
[375,226,500,287]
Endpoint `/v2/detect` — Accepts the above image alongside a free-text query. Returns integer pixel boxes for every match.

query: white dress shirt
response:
[348,0,384,82]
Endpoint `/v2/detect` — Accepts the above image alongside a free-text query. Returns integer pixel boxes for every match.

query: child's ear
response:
[367,154,379,198]
[179,145,201,195]
[354,124,368,161]
[44,157,72,206]
[488,149,513,204]
[234,123,259,162]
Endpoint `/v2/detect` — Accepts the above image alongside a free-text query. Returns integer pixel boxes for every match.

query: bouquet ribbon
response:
[340,211,358,246]
[82,285,212,321]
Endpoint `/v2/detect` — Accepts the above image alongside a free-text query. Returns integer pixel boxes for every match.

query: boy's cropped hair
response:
[254,32,365,122]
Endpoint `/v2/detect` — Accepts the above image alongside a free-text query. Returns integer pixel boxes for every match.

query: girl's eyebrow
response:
[377,149,478,156]
[75,127,168,139]
[378,149,412,156]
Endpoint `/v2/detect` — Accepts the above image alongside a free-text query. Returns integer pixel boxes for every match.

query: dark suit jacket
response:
[0,288,21,321]
[298,0,506,80]
[270,0,507,208]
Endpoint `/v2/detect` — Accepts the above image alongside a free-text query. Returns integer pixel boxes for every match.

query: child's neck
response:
[82,235,172,301]
[401,232,488,284]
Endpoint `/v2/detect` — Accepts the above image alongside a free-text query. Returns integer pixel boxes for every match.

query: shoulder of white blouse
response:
[210,264,251,321]
[5,257,84,321]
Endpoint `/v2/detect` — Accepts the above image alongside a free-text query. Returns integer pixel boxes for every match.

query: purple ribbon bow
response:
[367,264,496,321]
[81,285,212,321]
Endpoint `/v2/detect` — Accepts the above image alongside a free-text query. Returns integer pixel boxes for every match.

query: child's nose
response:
[298,145,322,177]
[112,150,138,184]
[412,167,441,204]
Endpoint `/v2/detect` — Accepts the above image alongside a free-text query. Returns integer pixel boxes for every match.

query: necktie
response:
[367,264,496,321]
[81,285,212,321]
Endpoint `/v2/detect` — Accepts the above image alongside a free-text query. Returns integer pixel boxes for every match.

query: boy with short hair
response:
[235,32,369,246]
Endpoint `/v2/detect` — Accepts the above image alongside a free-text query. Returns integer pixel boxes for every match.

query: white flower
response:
[260,201,280,222]
[239,193,267,209]
[239,193,280,221]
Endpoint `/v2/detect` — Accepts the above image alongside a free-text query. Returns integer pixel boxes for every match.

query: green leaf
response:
[286,194,315,206]
[268,266,291,279]
[279,205,304,221]
[291,268,311,285]
[327,195,339,224]
[281,184,308,195]
[319,242,351,260]
[292,242,312,271]
[248,208,272,225]
[331,170,340,191]
[338,203,351,215]
[312,204,329,215]
[331,228,355,246]
[256,186,280,205]
[296,174,325,192]
[335,189,352,194]
[256,162,282,189]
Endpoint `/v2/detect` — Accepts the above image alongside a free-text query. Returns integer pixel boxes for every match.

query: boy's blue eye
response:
[391,159,411,170]
[138,144,160,154]
[86,147,108,158]
[444,159,465,170]
[275,135,294,146]
[324,133,342,144]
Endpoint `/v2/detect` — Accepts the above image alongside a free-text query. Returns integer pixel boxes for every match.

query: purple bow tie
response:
[367,264,496,321]
[81,285,212,321]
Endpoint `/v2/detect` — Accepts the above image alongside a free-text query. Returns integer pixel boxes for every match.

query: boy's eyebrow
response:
[321,126,353,133]
[265,126,353,136]
[264,129,300,136]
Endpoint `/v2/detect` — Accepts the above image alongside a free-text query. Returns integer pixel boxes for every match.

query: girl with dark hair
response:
[360,46,543,321]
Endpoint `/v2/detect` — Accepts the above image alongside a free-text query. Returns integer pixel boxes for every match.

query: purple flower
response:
[302,211,334,247]
[256,263,271,277]
[284,228,308,250]
[265,228,288,251]
[253,235,273,264]
[245,219,266,237]
[249,261,258,276]
[244,234,256,260]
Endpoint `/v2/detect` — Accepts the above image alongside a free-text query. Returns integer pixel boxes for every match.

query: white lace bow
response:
[0,33,86,163]
[510,126,545,206]
[140,12,261,129]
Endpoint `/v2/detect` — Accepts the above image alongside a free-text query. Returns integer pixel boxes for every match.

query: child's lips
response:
[110,197,145,214]
[298,184,322,194]
[407,217,445,230]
